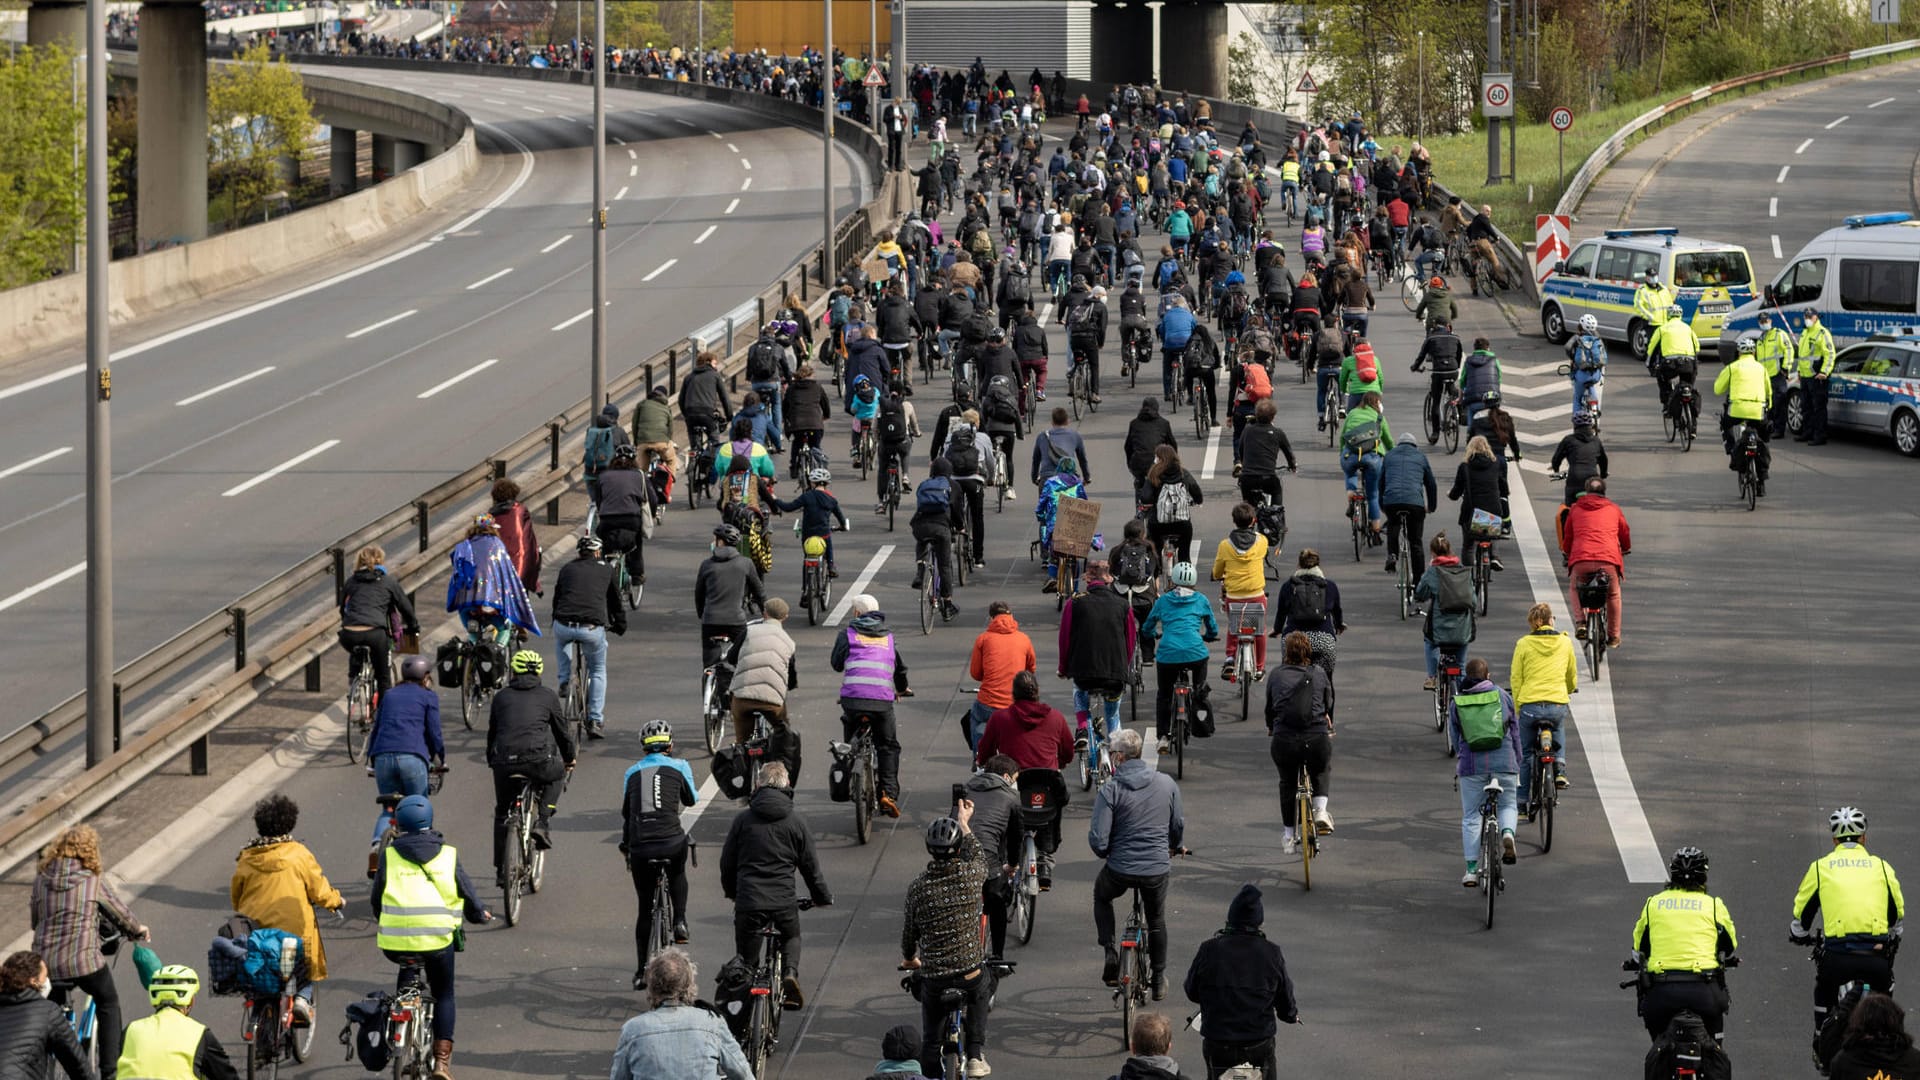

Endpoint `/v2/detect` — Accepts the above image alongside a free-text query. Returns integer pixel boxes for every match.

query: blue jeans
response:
[1340,448,1383,523]
[1424,639,1470,680]
[1280,181,1299,215]
[1517,702,1572,802]
[1462,398,1489,434]
[554,621,609,726]
[1459,771,1519,864]
[1074,685,1122,738]
[1315,368,1338,421]
[752,381,785,449]
[968,699,994,751]
[1571,370,1602,415]
[1413,250,1438,280]
[937,328,960,363]
[372,752,431,842]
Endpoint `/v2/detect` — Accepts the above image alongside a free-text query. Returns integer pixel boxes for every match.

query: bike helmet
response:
[713,524,742,546]
[1737,337,1756,354]
[394,794,434,833]
[509,649,544,675]
[807,467,832,486]
[1481,390,1502,407]
[1169,561,1198,588]
[803,534,829,557]
[641,720,673,750]
[1667,305,1685,320]
[400,655,433,682]
[612,443,638,463]
[578,534,604,555]
[1667,846,1710,888]
[148,965,202,1009]
[1317,151,1330,163]
[1830,806,1868,839]
[1572,411,1595,428]
[1578,314,1598,334]
[471,513,499,533]
[853,374,871,387]
[925,816,965,859]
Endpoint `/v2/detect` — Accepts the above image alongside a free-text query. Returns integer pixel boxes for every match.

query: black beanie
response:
[1227,883,1264,929]
[882,1024,921,1061]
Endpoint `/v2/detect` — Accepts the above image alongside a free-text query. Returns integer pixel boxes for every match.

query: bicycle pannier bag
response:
[711,744,753,801]
[434,640,464,688]
[827,741,856,803]
[1644,1011,1730,1080]
[341,991,394,1073]
[712,956,755,1041]
[1469,508,1503,538]
[1189,684,1216,738]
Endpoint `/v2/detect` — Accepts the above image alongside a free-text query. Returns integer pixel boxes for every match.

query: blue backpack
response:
[240,927,301,996]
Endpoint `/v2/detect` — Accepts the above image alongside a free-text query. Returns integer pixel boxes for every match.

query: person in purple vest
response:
[830,594,915,817]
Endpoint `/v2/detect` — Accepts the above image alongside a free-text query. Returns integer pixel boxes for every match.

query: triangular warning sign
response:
[1295,71,1318,94]
[864,68,887,87]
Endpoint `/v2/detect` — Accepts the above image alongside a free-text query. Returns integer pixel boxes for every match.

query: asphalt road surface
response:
[3,64,1916,1080]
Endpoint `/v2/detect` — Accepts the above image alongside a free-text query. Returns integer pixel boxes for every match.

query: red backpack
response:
[1353,342,1378,384]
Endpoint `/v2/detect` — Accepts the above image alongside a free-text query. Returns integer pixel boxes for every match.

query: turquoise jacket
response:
[1140,588,1219,664]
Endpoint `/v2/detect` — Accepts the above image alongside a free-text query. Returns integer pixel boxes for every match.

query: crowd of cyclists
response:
[3,43,1905,1080]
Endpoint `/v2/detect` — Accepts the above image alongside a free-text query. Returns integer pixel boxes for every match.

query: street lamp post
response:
[1417,30,1425,143]
[823,0,835,286]
[84,0,113,768]
[591,0,606,410]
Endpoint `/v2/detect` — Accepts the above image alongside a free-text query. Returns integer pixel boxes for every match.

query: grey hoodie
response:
[961,771,1022,868]
[1088,758,1185,877]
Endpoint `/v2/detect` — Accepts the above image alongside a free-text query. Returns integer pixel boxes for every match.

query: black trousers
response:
[1203,1038,1277,1080]
[1801,375,1831,441]
[982,876,1012,958]
[912,521,956,599]
[1815,948,1896,1028]
[52,966,124,1080]
[1719,413,1771,481]
[1185,366,1220,423]
[735,906,803,980]
[1269,731,1332,827]
[1423,371,1458,438]
[918,965,992,1078]
[1147,520,1194,566]
[841,702,902,798]
[629,836,689,973]
[596,513,645,578]
[1155,659,1208,739]
[1640,977,1728,1041]
[1238,474,1282,510]
[701,623,747,668]
[1769,374,1790,436]
[340,626,395,696]
[491,758,567,873]
[1383,504,1427,575]
[789,428,824,475]
[1071,337,1101,392]
[956,479,987,562]
[1093,867,1170,973]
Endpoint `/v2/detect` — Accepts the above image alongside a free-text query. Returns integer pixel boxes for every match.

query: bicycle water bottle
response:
[1539,727,1552,753]
[279,936,298,981]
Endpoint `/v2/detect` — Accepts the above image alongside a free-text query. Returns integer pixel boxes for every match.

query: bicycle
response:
[1470,537,1493,617]
[1079,682,1121,790]
[1733,421,1761,511]
[346,645,396,764]
[560,638,589,750]
[602,541,640,611]
[1294,763,1320,891]
[883,455,904,532]
[1577,570,1612,680]
[1052,551,1082,612]
[686,426,717,510]
[1422,385,1461,453]
[1470,777,1507,928]
[1322,383,1344,448]
[1557,361,1604,431]
[843,710,883,844]
[1021,372,1038,432]
[386,956,436,1080]
[1663,371,1698,451]
[51,971,102,1080]
[1399,272,1426,314]
[457,623,520,731]
[739,899,813,1076]
[499,772,552,927]
[1393,512,1417,620]
[916,537,951,634]
[993,447,1011,513]
[1067,359,1093,421]
[1470,254,1500,299]
[798,534,835,626]
[1523,724,1557,855]
[701,637,735,755]
[1434,646,1462,754]
[641,842,696,969]
[856,424,877,481]
[1223,600,1264,724]
[901,958,1016,1080]
[1346,492,1368,563]
[1167,667,1193,780]
[240,944,314,1080]
[1190,371,1211,439]
[1115,886,1152,1047]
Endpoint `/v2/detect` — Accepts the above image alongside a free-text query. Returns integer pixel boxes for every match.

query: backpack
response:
[984,382,1020,425]
[1342,416,1381,453]
[1154,477,1194,523]
[1434,564,1475,614]
[746,338,780,382]
[1288,576,1328,623]
[1156,258,1177,290]
[1353,341,1379,383]
[583,424,617,473]
[1067,299,1098,337]
[970,227,995,257]
[828,292,852,329]
[1122,247,1143,269]
[241,927,301,996]
[1454,689,1506,752]
[916,477,954,513]
[879,397,908,442]
[1005,270,1032,305]
[1223,289,1250,324]
[1574,335,1605,371]
[944,428,982,476]
[1114,543,1156,587]
[342,991,394,1073]
[1644,1011,1732,1080]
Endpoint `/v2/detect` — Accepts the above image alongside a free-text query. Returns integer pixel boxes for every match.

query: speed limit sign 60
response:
[1549,107,1573,132]
[1481,73,1514,118]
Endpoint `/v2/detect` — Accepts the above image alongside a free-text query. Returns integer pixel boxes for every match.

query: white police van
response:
[1716,213,1920,356]
[1539,227,1755,358]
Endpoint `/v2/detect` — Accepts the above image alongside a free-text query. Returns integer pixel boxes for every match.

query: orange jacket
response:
[969,613,1037,709]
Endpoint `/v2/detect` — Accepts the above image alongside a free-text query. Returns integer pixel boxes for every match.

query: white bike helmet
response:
[1830,806,1868,840]
[1737,338,1756,355]
[1578,314,1598,334]
[808,467,832,485]
[1169,562,1198,588]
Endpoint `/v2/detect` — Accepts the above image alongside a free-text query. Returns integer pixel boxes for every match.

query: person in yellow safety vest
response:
[1790,806,1906,1031]
[1646,305,1700,422]
[1751,311,1798,437]
[1629,846,1738,1044]
[116,966,238,1080]
[1795,309,1838,445]
[1713,338,1773,495]
[1278,151,1303,219]
[1632,272,1674,342]
[372,795,493,1080]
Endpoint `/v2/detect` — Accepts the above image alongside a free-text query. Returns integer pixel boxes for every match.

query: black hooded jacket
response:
[1124,400,1176,479]
[1182,886,1298,1041]
[719,786,834,911]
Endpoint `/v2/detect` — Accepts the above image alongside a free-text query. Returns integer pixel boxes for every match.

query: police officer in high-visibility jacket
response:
[1632,272,1674,346]
[1630,846,1738,1043]
[1714,338,1773,495]
[117,966,238,1080]
[1795,309,1838,445]
[1646,306,1700,422]
[1751,311,1797,437]
[372,795,493,1080]
[1790,806,1906,1030]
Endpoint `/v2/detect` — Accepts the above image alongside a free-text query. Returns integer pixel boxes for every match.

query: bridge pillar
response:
[26,0,87,50]
[392,139,424,174]
[1088,3,1153,89]
[371,133,396,182]
[137,0,208,248]
[1160,0,1228,100]
[330,126,357,196]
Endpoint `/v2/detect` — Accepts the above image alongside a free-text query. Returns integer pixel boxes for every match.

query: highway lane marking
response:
[642,258,678,282]
[741,177,752,191]
[727,142,739,153]
[466,267,514,289]
[1776,165,1790,183]
[627,148,637,159]
[175,367,274,407]
[552,309,594,331]
[616,185,630,200]
[1773,235,1784,259]
[434,121,536,237]
[345,309,418,339]
[1769,197,1778,218]
[0,561,86,614]
[0,446,73,479]
[1500,361,1568,377]
[520,105,544,114]
[695,225,717,244]
[709,130,724,139]
[725,198,739,215]
[612,136,625,146]
[540,234,572,253]
[557,114,575,122]
[740,158,752,170]
[221,439,340,498]
[1200,425,1222,478]
[1825,115,1848,129]
[484,98,506,105]
[825,546,896,625]
[1796,137,1815,154]
[629,164,638,177]
[0,365,84,404]
[672,117,699,128]
[1869,96,1897,109]
[416,358,499,399]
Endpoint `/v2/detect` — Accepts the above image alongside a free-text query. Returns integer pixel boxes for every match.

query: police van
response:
[1715,212,1920,356]
[1779,330,1920,456]
[1539,227,1755,359]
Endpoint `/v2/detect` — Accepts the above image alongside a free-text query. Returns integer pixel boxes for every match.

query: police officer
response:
[1629,846,1738,1043]
[1713,338,1772,496]
[1751,311,1797,437]
[1633,272,1674,350]
[117,966,238,1080]
[1646,305,1700,422]
[1790,806,1906,1030]
[1796,309,1837,445]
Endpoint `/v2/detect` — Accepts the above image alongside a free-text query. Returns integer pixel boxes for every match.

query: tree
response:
[0,44,84,288]
[546,1,668,50]
[207,42,316,229]
[1227,31,1263,108]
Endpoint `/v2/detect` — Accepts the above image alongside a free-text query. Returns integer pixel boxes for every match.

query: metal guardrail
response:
[0,60,906,876]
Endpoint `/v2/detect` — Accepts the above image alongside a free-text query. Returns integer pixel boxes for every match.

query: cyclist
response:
[728,598,799,752]
[1140,562,1219,757]
[1559,478,1629,649]
[1791,807,1906,1030]
[784,364,833,479]
[1510,603,1577,809]
[372,795,493,1080]
[976,672,1074,888]
[901,810,995,1080]
[0,949,96,1080]
[967,601,1037,751]
[1340,391,1393,535]
[909,459,962,622]
[115,967,237,1080]
[719,761,833,1011]
[1278,150,1301,217]
[875,285,916,399]
[677,350,733,451]
[848,375,884,466]
[1183,885,1299,1080]
[621,721,698,989]
[584,401,635,506]
[229,795,345,1024]
[1458,337,1501,434]
[447,514,540,651]
[1181,321,1225,429]
[610,950,753,1080]
[940,408,994,567]
[1463,204,1510,294]
[1405,217,1447,284]
[1210,504,1270,684]
[1795,309,1837,445]
[1549,413,1608,508]
[1065,284,1109,404]
[1629,846,1736,1043]
[1714,338,1773,496]
[1448,657,1519,885]
[1012,302,1050,407]
[874,382,921,514]
[832,595,913,818]
[1751,310,1796,437]
[1120,277,1156,378]
[1157,294,1196,403]
[1410,320,1464,442]
[1565,314,1608,418]
[1237,400,1297,510]
[339,544,419,706]
[1032,406,1092,488]
[1036,458,1089,595]
[632,386,678,487]
[1090,729,1186,1001]
[1380,440,1438,578]
[770,468,848,580]
[1267,632,1334,850]
[1413,273,1456,333]
[488,478,542,598]
[486,650,575,879]
[1647,305,1700,423]
[594,445,650,587]
[694,524,765,669]
[32,825,148,1080]
[550,535,626,740]
[1449,436,1507,571]
[1413,533,1476,690]
[1060,560,1138,746]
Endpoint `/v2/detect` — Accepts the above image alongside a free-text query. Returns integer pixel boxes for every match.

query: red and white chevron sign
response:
[1534,214,1571,286]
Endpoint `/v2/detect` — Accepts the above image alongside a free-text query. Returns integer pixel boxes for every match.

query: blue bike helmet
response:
[394,795,434,833]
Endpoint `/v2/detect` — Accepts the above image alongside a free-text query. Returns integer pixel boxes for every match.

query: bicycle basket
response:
[1578,571,1612,610]
[1468,508,1504,539]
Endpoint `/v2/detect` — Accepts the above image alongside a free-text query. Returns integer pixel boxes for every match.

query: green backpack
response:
[1454,688,1506,751]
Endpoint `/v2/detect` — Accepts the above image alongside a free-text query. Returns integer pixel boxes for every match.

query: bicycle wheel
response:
[1475,554,1491,617]
[1080,735,1095,791]
[1239,654,1252,724]
[1741,465,1756,511]
[346,677,369,764]
[853,759,874,844]
[1350,514,1363,563]
[702,676,725,755]
[1586,614,1604,679]
[1480,815,1499,929]
[1172,699,1186,780]
[1663,408,1677,443]
[502,822,524,927]
[919,564,936,635]
[1400,276,1422,313]
[459,660,479,731]
[1298,789,1313,891]
[860,434,872,481]
[1397,533,1414,620]
[746,998,771,1078]
[1421,392,1440,444]
[942,1035,964,1080]
[621,564,639,611]
[887,484,897,532]
[1069,371,1083,421]
[1537,762,1556,855]
[1118,937,1139,1047]
[1012,877,1036,946]
[1192,393,1206,440]
[1443,409,1460,454]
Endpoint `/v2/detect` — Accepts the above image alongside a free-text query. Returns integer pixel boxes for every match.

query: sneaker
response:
[1313,808,1334,835]
[1555,774,1570,790]
[1575,624,1588,640]
[910,575,925,590]
[1221,660,1237,683]
[291,997,313,1025]
[965,1059,992,1078]
[672,921,689,944]
[781,975,805,1010]
[1005,487,1018,501]
[1607,636,1622,649]
[1253,666,1265,682]
[973,560,987,569]
[941,600,960,622]
[1042,579,1059,594]
[1038,876,1052,892]
[1101,946,1121,986]
[1090,393,1103,405]
[1231,462,1243,477]
[1501,832,1518,865]
[1074,734,1090,752]
[1462,867,1479,888]
[1489,557,1506,572]
[874,504,889,515]
[827,567,840,579]
[632,972,647,992]
[1282,834,1298,854]
[1156,737,1170,756]
[1036,391,1048,401]
[1383,556,1396,574]
[879,792,902,818]
[1422,677,1437,691]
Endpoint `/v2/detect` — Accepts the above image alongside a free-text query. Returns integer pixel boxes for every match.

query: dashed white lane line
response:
[483,98,506,105]
[642,258,678,282]
[629,164,638,177]
[175,367,273,407]
[741,177,752,191]
[552,309,594,332]
[346,309,417,339]
[1200,425,1222,479]
[627,148,637,159]
[1869,96,1897,109]
[1773,235,1784,259]
[612,136,626,146]
[708,130,724,139]
[1795,137,1815,154]
[672,117,699,129]
[727,142,739,153]
[540,234,572,254]
[0,366,81,404]
[1769,197,1778,217]
[417,358,499,399]
[694,225,717,244]
[466,267,513,290]
[615,185,630,201]
[222,439,340,498]
[0,446,73,479]
[724,198,739,215]
[740,158,752,170]
[825,546,896,625]
[0,562,86,613]
[1825,115,1848,129]
[1776,165,1790,183]
[520,105,545,114]
[557,114,575,122]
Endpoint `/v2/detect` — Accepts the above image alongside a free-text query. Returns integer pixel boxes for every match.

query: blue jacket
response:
[446,534,541,635]
[1159,306,1195,349]
[771,488,848,539]
[366,682,444,762]
[1140,588,1218,664]
[1089,758,1185,877]
[1380,441,1439,510]
[845,338,888,395]
[1460,350,1501,399]
[736,402,776,447]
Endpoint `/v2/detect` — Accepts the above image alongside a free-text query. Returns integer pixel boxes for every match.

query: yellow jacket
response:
[231,840,344,981]
[1633,284,1675,326]
[1510,628,1576,705]
[1210,533,1269,599]
[1752,326,1796,378]
[1713,356,1772,421]
[1793,842,1906,939]
[1649,318,1699,361]
[1797,322,1836,377]
[1633,888,1737,973]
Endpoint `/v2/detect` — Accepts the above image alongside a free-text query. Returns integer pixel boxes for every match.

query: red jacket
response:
[968,614,1037,709]
[975,700,1075,772]
[1386,197,1412,228]
[493,500,543,595]
[1560,494,1630,569]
